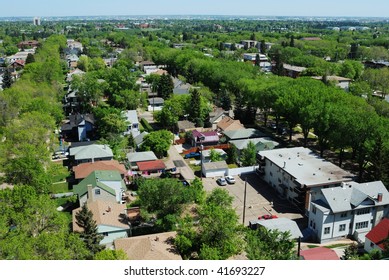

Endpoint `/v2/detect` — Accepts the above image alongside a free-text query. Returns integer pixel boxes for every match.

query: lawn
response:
[48,181,70,194]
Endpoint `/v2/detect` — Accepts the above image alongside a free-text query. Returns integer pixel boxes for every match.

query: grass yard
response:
[48,181,70,194]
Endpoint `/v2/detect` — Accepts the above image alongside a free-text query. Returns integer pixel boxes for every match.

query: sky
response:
[1,0,389,18]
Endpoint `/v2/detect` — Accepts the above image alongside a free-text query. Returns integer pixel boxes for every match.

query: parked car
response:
[225,175,235,184]
[216,177,227,186]
[184,152,201,159]
[258,214,278,220]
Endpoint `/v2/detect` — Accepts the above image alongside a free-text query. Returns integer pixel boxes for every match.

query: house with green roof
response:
[223,128,267,142]
[73,170,126,205]
[69,144,113,165]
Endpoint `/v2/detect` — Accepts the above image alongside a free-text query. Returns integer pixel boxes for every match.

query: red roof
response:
[300,247,339,260]
[137,160,166,171]
[365,218,389,250]
[73,160,126,179]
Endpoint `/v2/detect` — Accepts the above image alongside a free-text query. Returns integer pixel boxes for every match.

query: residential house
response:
[66,54,79,69]
[148,97,164,112]
[69,144,113,165]
[241,40,259,49]
[72,160,127,182]
[208,107,228,130]
[216,116,244,132]
[134,131,149,149]
[17,40,40,49]
[67,39,83,53]
[230,137,279,154]
[249,217,303,240]
[283,64,307,78]
[364,60,389,69]
[364,218,389,254]
[122,110,140,137]
[173,77,192,95]
[243,53,272,72]
[61,113,95,142]
[312,75,352,91]
[72,199,130,245]
[9,60,25,71]
[139,60,156,72]
[114,232,182,260]
[191,130,219,147]
[73,170,126,206]
[63,89,79,115]
[127,151,158,170]
[300,247,340,260]
[66,68,85,82]
[223,128,267,142]
[309,181,389,243]
[6,50,34,63]
[258,147,354,213]
[177,120,196,133]
[136,160,166,175]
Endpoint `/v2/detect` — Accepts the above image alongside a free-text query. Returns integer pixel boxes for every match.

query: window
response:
[341,212,347,218]
[102,232,108,236]
[370,242,374,248]
[339,224,346,232]
[324,227,330,234]
[270,171,273,177]
[95,189,100,195]
[355,221,369,230]
[312,206,317,214]
[356,208,370,215]
[310,220,313,227]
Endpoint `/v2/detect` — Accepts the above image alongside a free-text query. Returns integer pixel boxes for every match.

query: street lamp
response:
[197,135,205,179]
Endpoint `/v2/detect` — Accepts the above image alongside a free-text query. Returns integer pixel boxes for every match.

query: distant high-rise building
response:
[33,17,41,26]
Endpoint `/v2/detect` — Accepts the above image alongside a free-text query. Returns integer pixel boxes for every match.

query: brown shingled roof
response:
[217,116,244,131]
[72,200,128,232]
[73,160,126,180]
[114,232,182,260]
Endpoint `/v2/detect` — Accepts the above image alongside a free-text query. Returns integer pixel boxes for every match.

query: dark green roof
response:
[73,170,124,197]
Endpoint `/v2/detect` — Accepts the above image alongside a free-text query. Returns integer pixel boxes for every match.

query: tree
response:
[141,130,172,158]
[157,73,174,100]
[342,243,359,260]
[25,53,35,64]
[240,141,257,166]
[75,203,103,255]
[189,88,203,126]
[226,145,238,164]
[94,249,128,260]
[209,148,222,162]
[2,68,13,89]
[245,227,296,260]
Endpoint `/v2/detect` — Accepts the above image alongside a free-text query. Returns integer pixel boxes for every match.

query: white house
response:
[308,181,389,243]
[122,110,140,137]
[257,147,354,213]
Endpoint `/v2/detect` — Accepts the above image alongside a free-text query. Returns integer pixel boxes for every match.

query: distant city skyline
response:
[1,0,389,18]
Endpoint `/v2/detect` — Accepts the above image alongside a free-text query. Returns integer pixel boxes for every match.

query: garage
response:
[202,161,228,178]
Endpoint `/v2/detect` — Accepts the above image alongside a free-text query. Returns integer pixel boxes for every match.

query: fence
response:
[227,165,258,176]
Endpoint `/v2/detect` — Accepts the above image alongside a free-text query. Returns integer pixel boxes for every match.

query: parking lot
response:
[201,173,305,227]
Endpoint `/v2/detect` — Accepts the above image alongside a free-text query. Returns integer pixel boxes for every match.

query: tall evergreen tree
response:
[2,68,13,90]
[75,204,103,255]
[25,53,35,64]
[189,88,202,126]
[157,73,174,100]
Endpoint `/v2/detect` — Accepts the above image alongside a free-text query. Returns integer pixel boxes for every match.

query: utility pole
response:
[242,176,247,225]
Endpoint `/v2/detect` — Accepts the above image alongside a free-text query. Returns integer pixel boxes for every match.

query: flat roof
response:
[259,147,354,187]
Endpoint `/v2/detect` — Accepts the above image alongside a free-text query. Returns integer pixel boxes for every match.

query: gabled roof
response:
[137,160,166,171]
[300,247,339,260]
[73,170,125,198]
[72,160,126,180]
[114,232,182,260]
[249,217,303,239]
[62,113,94,131]
[134,131,149,146]
[317,181,389,213]
[177,120,196,131]
[72,200,128,232]
[209,107,227,124]
[217,116,244,131]
[122,110,138,124]
[148,97,164,105]
[69,144,113,161]
[223,128,267,140]
[365,218,389,250]
[127,151,158,163]
[229,137,279,151]
[192,130,219,143]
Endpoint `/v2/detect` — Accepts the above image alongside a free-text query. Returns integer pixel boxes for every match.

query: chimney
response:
[283,161,286,168]
[377,193,383,203]
[107,206,111,212]
[87,184,93,200]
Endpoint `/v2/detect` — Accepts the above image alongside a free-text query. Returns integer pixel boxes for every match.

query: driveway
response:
[202,173,304,226]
